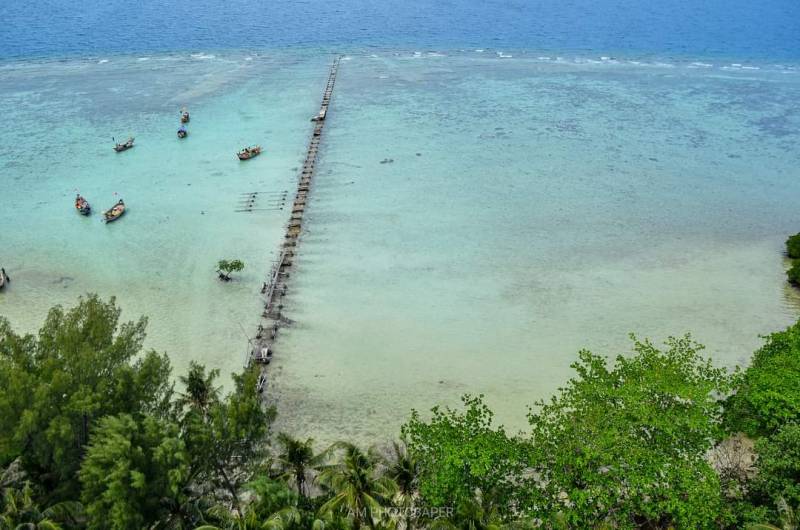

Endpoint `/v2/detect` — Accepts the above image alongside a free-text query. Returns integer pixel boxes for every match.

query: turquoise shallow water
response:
[268,53,800,442]
[2,51,800,442]
[0,51,329,380]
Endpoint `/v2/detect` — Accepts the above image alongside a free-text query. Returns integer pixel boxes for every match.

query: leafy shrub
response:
[787,233,800,259]
[526,335,732,530]
[750,424,800,516]
[216,259,245,281]
[725,322,800,437]
[788,260,800,286]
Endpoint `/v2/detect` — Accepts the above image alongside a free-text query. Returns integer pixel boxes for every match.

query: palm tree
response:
[177,362,221,414]
[193,479,304,530]
[428,489,505,530]
[316,443,397,529]
[248,476,304,530]
[273,434,326,498]
[195,505,267,530]
[381,442,418,530]
[0,483,82,530]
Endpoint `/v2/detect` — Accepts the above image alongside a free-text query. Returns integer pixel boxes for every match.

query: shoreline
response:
[2,48,799,442]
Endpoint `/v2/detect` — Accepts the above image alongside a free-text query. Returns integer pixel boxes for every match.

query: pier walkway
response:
[247,56,341,388]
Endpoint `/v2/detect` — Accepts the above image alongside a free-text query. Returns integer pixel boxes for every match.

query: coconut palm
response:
[0,482,82,530]
[316,443,397,529]
[273,434,327,498]
[381,442,418,530]
[195,509,256,530]
[195,510,302,530]
[248,476,305,530]
[383,442,417,501]
[193,478,304,530]
[428,489,505,530]
[177,362,221,414]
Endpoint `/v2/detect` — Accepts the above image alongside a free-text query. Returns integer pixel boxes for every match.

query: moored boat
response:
[177,126,188,139]
[237,145,262,160]
[181,109,190,123]
[75,194,91,215]
[0,268,8,290]
[113,137,135,152]
[103,199,126,223]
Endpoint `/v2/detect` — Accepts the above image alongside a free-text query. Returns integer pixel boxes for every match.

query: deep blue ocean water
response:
[1,0,799,60]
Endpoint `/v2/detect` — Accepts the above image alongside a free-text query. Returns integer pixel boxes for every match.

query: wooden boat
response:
[0,268,8,290]
[103,199,125,223]
[177,126,188,139]
[237,145,262,160]
[181,109,190,123]
[75,194,91,215]
[113,137,135,152]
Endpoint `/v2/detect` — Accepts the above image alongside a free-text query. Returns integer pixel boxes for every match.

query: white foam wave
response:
[97,59,109,64]
[190,53,215,60]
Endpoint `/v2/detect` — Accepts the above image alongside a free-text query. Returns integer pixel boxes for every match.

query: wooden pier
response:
[247,56,341,385]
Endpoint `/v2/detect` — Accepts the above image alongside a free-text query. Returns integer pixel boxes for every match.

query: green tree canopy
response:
[76,365,272,530]
[725,321,800,437]
[380,441,419,530]
[0,294,173,499]
[428,489,507,530]
[0,481,83,530]
[181,367,274,512]
[316,442,396,529]
[79,414,188,530]
[786,234,800,260]
[177,361,221,415]
[526,335,732,530]
[401,395,526,512]
[273,434,326,499]
[217,260,245,281]
[750,424,800,522]
[788,262,800,287]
